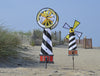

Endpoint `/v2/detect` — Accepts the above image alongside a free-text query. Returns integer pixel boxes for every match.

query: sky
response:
[0,0,100,47]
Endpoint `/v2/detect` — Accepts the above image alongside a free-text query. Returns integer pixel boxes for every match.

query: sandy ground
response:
[0,45,100,76]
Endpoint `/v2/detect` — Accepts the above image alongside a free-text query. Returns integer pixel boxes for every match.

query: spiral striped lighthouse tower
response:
[63,20,82,56]
[40,28,53,63]
[36,8,59,63]
[68,29,77,55]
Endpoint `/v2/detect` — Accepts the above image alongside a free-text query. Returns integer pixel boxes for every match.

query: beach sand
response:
[0,45,100,76]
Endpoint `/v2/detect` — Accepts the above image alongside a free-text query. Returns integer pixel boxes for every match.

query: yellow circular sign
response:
[36,8,59,29]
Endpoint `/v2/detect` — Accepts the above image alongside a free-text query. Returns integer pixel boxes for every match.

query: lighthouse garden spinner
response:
[36,8,59,68]
[63,20,83,70]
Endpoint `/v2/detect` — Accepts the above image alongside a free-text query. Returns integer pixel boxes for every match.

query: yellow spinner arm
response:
[66,34,69,39]
[73,20,80,29]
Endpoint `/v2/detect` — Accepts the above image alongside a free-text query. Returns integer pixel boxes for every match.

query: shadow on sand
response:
[0,55,43,68]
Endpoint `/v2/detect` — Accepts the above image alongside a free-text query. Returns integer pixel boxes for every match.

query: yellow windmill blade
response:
[47,10,49,16]
[41,13,46,17]
[73,20,80,29]
[48,11,52,16]
[48,16,53,18]
[42,19,47,25]
[46,10,49,16]
[66,34,69,39]
[48,19,53,24]
[43,11,46,16]
[47,20,50,25]
[45,20,48,26]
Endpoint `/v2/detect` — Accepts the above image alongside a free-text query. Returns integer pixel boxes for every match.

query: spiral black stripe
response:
[69,42,76,49]
[42,39,52,52]
[41,47,49,55]
[44,29,51,40]
[72,46,77,50]
[69,37,75,43]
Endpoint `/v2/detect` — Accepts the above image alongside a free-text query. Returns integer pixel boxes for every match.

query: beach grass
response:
[0,26,21,57]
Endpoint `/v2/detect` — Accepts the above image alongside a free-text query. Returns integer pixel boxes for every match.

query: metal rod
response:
[72,55,74,70]
[45,57,47,69]
[72,51,74,70]
[79,37,80,44]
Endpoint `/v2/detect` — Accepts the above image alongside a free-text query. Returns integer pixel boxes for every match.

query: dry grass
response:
[0,26,20,57]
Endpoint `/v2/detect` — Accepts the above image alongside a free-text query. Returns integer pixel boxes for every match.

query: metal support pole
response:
[79,37,80,44]
[45,57,47,69]
[72,51,74,70]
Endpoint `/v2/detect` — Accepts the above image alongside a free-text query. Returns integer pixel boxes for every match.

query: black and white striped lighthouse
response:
[40,28,54,63]
[36,8,59,63]
[63,20,82,70]
[68,32,77,56]
[63,20,82,56]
